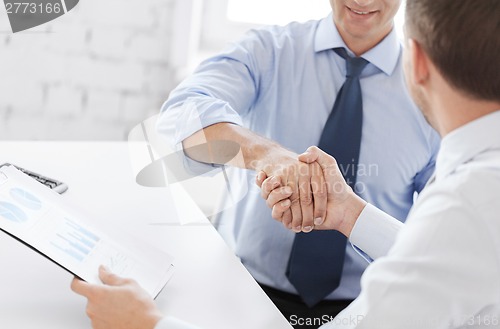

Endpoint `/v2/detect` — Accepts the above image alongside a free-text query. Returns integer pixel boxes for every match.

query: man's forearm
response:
[181,122,295,171]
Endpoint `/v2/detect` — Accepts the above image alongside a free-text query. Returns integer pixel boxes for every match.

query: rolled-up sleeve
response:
[157,29,274,149]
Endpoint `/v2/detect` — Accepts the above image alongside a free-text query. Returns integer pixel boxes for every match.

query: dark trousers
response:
[260,284,353,329]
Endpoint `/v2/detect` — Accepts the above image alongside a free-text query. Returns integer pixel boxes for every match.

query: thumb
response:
[298,146,336,170]
[297,146,320,164]
[99,265,127,286]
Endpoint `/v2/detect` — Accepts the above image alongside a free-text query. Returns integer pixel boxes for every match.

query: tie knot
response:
[334,48,368,78]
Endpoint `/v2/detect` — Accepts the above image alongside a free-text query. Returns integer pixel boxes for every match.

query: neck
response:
[335,23,393,57]
[431,80,500,136]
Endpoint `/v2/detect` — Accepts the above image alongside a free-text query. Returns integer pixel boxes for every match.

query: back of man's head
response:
[405,0,500,103]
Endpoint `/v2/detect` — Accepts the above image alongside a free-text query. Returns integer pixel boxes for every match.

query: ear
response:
[407,38,430,86]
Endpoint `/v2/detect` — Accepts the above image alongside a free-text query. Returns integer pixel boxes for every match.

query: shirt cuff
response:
[349,203,403,260]
[155,316,201,329]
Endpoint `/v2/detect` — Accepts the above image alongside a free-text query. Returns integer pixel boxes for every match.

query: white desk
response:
[0,142,292,329]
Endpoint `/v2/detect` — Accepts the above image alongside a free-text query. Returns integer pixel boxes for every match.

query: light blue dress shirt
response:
[158,14,440,300]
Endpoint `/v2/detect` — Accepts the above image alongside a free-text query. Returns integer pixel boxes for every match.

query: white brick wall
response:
[0,0,177,140]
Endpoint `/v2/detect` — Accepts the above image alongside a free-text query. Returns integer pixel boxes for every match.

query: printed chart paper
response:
[0,165,174,298]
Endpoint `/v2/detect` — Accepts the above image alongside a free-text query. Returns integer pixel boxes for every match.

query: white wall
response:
[0,0,177,140]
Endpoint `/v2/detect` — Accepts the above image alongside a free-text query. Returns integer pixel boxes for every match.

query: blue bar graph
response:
[50,217,100,262]
[51,242,84,262]
[65,218,100,242]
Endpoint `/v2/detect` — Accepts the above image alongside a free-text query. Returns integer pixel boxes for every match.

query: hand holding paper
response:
[0,165,174,298]
[71,265,163,329]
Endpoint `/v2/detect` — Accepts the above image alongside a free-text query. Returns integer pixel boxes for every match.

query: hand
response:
[255,149,327,233]
[70,266,163,329]
[261,146,366,236]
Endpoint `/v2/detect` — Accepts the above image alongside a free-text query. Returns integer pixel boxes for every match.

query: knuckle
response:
[272,210,282,221]
[290,198,300,209]
[314,190,327,199]
[300,195,313,206]
[262,177,274,188]
[270,198,282,209]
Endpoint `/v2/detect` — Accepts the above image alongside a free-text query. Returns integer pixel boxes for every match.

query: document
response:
[0,165,174,298]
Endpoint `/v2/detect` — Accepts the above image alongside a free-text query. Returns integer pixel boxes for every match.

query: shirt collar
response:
[435,110,500,181]
[314,13,401,76]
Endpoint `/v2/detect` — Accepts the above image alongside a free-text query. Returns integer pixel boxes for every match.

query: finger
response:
[298,165,313,232]
[71,277,92,297]
[255,171,267,188]
[297,146,320,164]
[310,162,327,227]
[290,185,302,232]
[281,209,293,230]
[98,265,129,286]
[266,186,292,209]
[299,146,337,170]
[260,176,281,200]
[284,162,302,231]
[271,199,291,221]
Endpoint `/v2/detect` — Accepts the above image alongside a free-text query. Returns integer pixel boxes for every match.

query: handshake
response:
[255,146,367,237]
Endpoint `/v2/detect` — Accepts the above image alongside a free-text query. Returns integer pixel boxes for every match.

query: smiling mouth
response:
[347,6,377,15]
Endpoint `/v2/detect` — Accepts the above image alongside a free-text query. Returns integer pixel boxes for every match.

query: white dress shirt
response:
[321,110,500,328]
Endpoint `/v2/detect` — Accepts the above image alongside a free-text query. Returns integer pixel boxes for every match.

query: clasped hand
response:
[256,146,361,235]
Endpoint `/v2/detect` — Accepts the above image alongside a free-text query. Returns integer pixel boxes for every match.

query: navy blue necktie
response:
[286,48,368,307]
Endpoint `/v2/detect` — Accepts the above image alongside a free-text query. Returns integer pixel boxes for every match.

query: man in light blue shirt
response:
[155,1,438,327]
